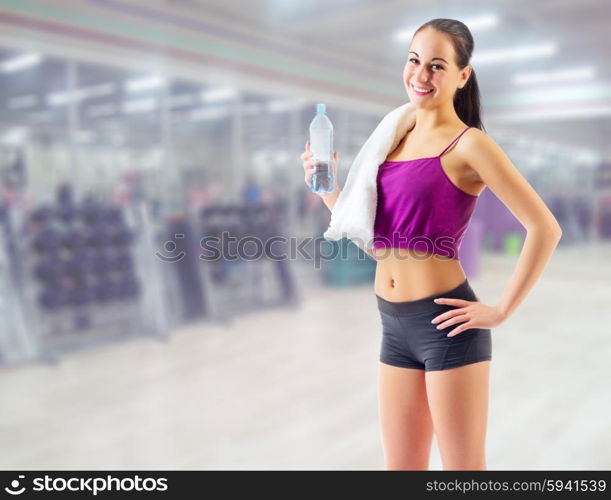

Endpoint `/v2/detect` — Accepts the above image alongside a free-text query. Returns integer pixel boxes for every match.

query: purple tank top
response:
[373,126,479,259]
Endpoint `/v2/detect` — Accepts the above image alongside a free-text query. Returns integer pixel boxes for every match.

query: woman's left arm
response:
[464,130,562,321]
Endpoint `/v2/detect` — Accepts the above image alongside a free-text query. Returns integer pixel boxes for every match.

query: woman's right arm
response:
[319,186,341,213]
[300,143,377,260]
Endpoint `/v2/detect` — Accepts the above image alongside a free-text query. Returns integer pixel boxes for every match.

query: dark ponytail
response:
[413,18,486,132]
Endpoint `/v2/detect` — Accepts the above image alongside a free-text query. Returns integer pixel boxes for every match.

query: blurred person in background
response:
[112,171,143,208]
[241,173,263,205]
[300,18,562,470]
[187,170,217,214]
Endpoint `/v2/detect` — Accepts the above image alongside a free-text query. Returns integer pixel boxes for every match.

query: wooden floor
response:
[1,242,610,470]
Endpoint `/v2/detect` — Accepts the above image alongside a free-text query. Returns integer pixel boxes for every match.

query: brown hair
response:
[413,18,486,132]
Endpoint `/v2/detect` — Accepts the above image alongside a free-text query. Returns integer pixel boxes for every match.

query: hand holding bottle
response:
[301,140,340,196]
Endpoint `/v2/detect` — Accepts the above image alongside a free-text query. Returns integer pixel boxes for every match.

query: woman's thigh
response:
[377,361,434,470]
[425,360,491,470]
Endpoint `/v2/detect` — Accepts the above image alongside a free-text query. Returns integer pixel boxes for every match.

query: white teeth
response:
[413,85,433,93]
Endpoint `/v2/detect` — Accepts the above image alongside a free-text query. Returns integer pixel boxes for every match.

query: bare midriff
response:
[372,247,468,302]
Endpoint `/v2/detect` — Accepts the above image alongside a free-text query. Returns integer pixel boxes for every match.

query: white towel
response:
[323,101,416,253]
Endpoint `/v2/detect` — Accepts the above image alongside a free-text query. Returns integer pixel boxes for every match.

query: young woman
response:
[301,18,562,470]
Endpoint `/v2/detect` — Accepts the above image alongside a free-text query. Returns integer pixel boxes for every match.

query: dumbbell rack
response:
[197,201,300,322]
[20,199,164,364]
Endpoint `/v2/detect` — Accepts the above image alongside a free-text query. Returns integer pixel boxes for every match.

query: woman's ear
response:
[460,65,473,89]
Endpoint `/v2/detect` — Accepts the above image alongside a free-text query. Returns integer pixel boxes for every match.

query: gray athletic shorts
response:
[376,278,492,371]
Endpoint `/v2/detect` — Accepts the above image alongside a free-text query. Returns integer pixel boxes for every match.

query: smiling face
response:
[403,27,471,108]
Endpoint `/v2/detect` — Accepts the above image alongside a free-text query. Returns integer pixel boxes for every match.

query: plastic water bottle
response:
[309,103,334,194]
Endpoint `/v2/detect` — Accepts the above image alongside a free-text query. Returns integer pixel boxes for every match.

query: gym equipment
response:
[84,225,109,247]
[92,248,114,273]
[80,200,103,225]
[68,246,97,271]
[37,287,69,311]
[4,184,172,366]
[197,200,299,322]
[102,206,124,226]
[110,226,134,246]
[62,227,87,250]
[67,283,96,307]
[20,196,150,362]
[33,255,65,284]
[32,226,63,253]
[55,204,77,223]
[29,205,53,226]
[162,215,205,320]
[117,274,140,299]
[92,276,115,302]
[110,248,133,272]
[55,183,77,223]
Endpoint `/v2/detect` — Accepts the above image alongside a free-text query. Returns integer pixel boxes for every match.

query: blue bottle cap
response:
[316,103,326,114]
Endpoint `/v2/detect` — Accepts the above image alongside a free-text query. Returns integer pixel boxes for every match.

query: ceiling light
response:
[47,83,116,106]
[201,87,238,103]
[513,66,595,85]
[464,14,499,30]
[124,75,166,93]
[472,43,557,65]
[495,104,611,122]
[0,53,42,73]
[122,98,158,113]
[395,14,498,42]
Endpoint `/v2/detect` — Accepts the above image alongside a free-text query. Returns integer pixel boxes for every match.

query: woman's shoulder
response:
[459,126,488,152]
[453,126,490,170]
[455,126,507,179]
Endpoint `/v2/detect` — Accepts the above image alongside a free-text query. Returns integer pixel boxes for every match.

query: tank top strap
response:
[438,126,473,158]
